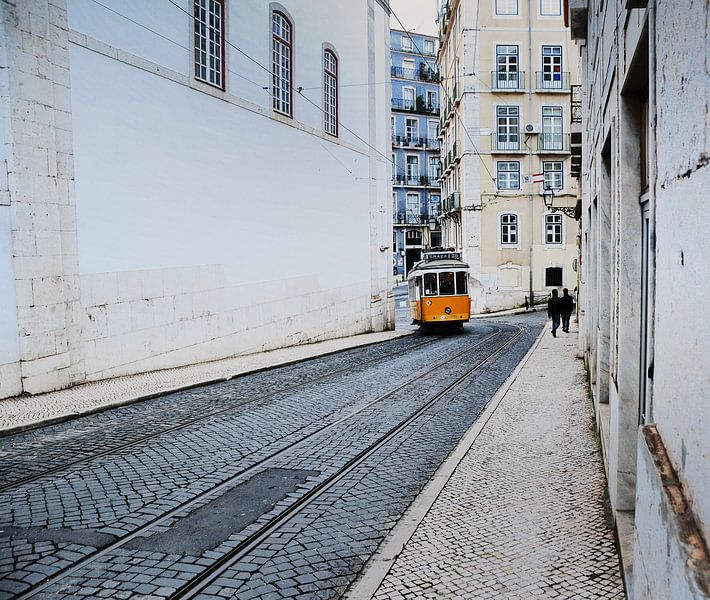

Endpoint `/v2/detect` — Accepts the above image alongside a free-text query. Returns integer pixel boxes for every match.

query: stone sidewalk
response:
[0,329,409,435]
[347,323,626,599]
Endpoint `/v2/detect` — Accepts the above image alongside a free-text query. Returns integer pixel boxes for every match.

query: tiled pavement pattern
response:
[0,321,539,597]
[0,330,409,434]
[365,324,626,600]
[33,319,542,599]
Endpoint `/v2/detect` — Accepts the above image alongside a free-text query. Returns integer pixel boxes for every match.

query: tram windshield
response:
[420,270,468,296]
[456,271,468,294]
[423,273,438,296]
[439,272,455,295]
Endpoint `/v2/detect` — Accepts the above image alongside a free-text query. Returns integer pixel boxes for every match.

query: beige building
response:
[437,0,580,312]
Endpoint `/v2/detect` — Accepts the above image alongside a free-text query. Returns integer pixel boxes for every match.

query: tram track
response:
[0,335,446,493]
[16,325,523,599]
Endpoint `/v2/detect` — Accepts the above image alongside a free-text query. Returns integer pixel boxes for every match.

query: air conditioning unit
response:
[524,123,540,134]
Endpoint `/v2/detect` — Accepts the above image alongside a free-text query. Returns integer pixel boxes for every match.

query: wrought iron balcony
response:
[442,191,461,213]
[535,71,571,91]
[490,133,523,152]
[491,71,525,90]
[392,174,441,187]
[537,133,571,152]
[391,97,440,115]
[571,84,582,124]
[394,212,433,225]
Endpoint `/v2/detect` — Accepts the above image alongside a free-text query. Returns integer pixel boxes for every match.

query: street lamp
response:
[542,185,577,218]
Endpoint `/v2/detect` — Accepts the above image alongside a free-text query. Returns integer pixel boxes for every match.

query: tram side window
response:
[456,271,468,294]
[424,273,438,296]
[439,272,455,295]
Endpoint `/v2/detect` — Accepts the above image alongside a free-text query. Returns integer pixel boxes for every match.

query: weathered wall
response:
[0,0,394,396]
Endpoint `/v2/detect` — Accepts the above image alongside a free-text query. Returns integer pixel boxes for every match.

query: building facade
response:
[570,1,710,597]
[0,0,394,400]
[390,29,442,277]
[437,0,580,312]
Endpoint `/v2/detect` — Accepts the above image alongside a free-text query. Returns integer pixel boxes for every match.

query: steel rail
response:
[1,336,445,493]
[16,326,516,599]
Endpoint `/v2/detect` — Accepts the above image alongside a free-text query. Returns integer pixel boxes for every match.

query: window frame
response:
[271,9,294,117]
[543,160,564,190]
[540,0,562,16]
[405,154,420,184]
[499,211,520,247]
[545,266,563,287]
[497,161,520,190]
[323,48,338,137]
[543,212,564,246]
[494,0,519,16]
[496,105,520,150]
[193,0,226,90]
[541,45,563,89]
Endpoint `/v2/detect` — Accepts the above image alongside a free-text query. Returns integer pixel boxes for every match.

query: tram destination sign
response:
[423,251,462,262]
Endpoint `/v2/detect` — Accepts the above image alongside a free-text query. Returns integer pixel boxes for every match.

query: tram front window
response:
[424,273,438,296]
[439,272,455,295]
[456,271,468,294]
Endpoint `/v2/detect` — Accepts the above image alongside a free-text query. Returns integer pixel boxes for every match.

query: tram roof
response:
[408,259,469,275]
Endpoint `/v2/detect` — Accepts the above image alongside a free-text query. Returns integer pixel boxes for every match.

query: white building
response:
[0,0,394,399]
[570,0,710,597]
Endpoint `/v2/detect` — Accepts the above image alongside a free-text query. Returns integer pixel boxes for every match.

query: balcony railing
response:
[392,136,440,149]
[392,97,440,115]
[393,174,442,187]
[390,65,441,82]
[490,133,523,152]
[536,71,571,91]
[491,71,525,90]
[537,133,570,152]
[394,212,434,225]
[441,192,461,213]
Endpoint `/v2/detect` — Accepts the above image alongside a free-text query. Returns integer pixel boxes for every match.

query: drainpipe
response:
[527,0,534,307]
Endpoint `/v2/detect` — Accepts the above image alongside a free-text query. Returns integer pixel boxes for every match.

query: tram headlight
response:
[445,307,452,314]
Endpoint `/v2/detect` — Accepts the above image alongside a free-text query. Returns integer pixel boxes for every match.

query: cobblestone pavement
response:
[352,321,626,600]
[0,329,410,434]
[0,319,542,598]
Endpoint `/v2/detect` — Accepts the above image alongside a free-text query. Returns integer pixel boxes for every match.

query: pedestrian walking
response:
[560,288,575,333]
[547,289,561,337]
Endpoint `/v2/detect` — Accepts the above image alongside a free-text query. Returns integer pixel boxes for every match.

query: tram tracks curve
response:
[15,324,525,599]
[0,335,448,493]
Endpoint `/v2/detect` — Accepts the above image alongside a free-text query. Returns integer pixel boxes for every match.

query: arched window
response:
[272,11,293,116]
[500,212,518,245]
[323,50,338,136]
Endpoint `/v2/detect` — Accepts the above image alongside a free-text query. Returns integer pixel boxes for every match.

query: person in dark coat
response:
[547,289,561,337]
[560,287,575,333]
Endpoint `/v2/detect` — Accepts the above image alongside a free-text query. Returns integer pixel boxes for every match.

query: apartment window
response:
[392,154,397,181]
[193,0,225,89]
[496,45,519,88]
[427,89,438,108]
[391,116,396,136]
[406,155,419,183]
[403,86,415,110]
[406,192,420,221]
[541,106,563,150]
[405,118,418,142]
[495,0,519,15]
[543,161,563,190]
[429,156,441,180]
[545,213,563,244]
[272,11,293,116]
[497,161,520,190]
[545,267,563,287]
[500,213,518,245]
[540,0,562,15]
[424,39,435,55]
[427,119,438,141]
[541,46,563,88]
[496,106,520,150]
[323,50,338,136]
[401,35,412,51]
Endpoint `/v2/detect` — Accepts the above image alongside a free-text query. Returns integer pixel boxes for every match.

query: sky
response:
[388,0,439,36]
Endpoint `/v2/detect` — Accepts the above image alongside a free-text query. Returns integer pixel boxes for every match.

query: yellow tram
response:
[407,251,471,330]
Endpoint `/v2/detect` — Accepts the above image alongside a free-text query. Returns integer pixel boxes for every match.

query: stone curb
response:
[0,330,413,437]
[343,325,547,600]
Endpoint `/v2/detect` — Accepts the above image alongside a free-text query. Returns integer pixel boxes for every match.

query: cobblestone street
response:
[0,317,548,599]
[348,320,625,600]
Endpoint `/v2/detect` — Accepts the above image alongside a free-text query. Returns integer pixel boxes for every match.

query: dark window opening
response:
[545,267,563,287]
